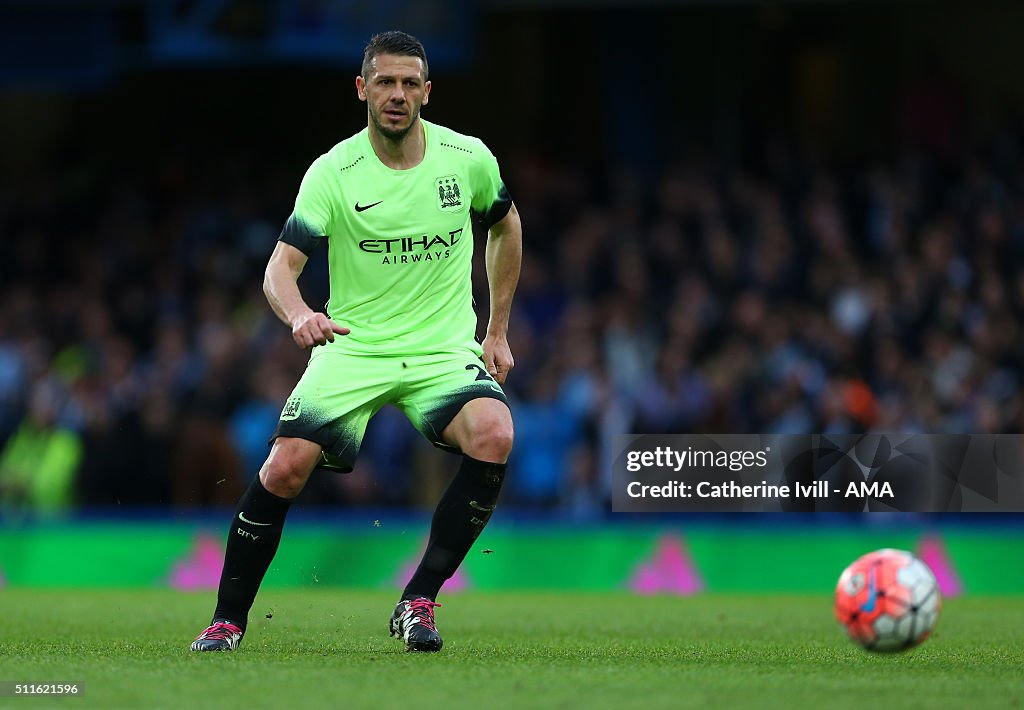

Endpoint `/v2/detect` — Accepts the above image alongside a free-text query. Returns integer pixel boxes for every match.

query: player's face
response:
[357,54,431,141]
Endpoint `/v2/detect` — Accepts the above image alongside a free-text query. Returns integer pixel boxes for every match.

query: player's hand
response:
[291,312,349,349]
[481,332,514,385]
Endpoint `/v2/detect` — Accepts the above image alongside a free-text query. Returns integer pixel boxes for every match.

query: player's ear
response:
[422,80,431,106]
[355,75,367,102]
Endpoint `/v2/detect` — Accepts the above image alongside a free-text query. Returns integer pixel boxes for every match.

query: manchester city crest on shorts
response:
[435,175,464,211]
[281,396,302,421]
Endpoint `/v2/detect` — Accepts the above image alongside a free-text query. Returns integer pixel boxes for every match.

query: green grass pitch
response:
[1,589,1022,709]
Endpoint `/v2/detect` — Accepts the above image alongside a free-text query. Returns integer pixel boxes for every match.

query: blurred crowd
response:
[2,124,1024,518]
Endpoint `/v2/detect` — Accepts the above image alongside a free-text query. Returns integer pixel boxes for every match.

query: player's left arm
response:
[482,203,522,385]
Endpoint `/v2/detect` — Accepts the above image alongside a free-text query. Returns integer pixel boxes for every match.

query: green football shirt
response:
[279,119,512,356]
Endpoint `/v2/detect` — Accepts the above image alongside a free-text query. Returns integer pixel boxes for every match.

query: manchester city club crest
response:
[435,175,464,211]
[280,396,302,421]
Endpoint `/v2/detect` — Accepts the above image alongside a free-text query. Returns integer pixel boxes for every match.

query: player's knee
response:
[489,425,515,459]
[259,451,314,498]
[259,438,322,497]
[465,417,514,462]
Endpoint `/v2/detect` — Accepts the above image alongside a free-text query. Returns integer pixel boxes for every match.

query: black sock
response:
[403,455,506,601]
[212,477,292,630]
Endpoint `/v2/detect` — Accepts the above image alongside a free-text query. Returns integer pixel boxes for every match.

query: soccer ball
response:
[834,548,941,651]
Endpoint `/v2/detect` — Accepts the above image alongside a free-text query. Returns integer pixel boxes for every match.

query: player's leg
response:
[402,397,512,597]
[191,437,321,652]
[192,351,389,652]
[391,355,513,651]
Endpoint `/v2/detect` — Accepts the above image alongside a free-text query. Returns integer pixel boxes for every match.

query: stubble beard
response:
[370,105,419,143]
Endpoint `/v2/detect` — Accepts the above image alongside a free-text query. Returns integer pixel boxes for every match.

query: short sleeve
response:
[469,142,513,231]
[279,156,335,255]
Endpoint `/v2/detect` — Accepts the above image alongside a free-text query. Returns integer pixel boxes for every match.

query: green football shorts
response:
[270,347,509,472]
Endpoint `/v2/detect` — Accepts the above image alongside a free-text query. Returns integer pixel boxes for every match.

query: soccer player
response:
[191,30,521,653]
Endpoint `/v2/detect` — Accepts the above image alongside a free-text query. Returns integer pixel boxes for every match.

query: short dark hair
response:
[361,31,429,80]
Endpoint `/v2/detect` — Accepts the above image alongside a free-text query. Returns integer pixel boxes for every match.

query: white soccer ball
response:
[834,548,941,651]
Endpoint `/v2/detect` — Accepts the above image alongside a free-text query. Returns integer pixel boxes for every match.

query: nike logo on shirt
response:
[354,200,383,212]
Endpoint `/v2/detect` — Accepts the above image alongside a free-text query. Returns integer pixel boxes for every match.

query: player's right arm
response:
[269,155,349,349]
[264,242,349,349]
